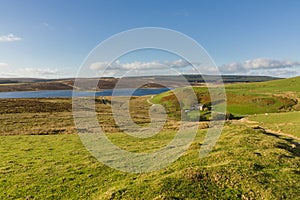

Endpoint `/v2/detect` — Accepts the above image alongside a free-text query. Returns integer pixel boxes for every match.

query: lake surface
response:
[0,88,170,98]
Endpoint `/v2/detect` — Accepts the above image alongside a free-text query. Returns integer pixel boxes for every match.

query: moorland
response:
[0,75,279,92]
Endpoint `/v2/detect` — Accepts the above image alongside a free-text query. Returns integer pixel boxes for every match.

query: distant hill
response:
[0,75,281,92]
[225,76,300,97]
[185,74,281,83]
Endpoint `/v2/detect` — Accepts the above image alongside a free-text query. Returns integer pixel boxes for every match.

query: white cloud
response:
[0,72,18,78]
[90,61,162,77]
[248,68,298,77]
[0,62,8,67]
[90,60,183,71]
[0,67,62,78]
[89,59,193,77]
[243,58,300,69]
[20,68,59,76]
[90,59,192,71]
[164,59,190,68]
[89,59,223,77]
[0,34,22,42]
[90,61,109,70]
[220,58,300,74]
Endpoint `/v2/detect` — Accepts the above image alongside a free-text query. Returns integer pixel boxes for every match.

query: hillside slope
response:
[152,76,300,117]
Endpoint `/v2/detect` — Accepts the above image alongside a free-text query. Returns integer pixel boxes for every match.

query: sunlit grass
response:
[248,111,300,138]
[0,124,299,199]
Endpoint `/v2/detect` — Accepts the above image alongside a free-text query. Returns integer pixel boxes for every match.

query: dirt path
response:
[147,95,154,105]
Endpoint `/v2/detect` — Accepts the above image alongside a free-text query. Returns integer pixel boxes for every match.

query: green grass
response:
[225,76,300,97]
[1,124,300,199]
[152,76,300,117]
[248,111,300,139]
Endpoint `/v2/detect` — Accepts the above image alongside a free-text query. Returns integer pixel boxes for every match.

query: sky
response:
[0,0,300,78]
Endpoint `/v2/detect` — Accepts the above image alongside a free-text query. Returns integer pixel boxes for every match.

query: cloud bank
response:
[0,34,22,42]
[0,67,64,78]
[89,58,300,77]
[0,62,8,67]
[220,58,300,74]
[19,68,59,76]
[89,59,195,76]
[90,59,191,71]
[1,58,299,78]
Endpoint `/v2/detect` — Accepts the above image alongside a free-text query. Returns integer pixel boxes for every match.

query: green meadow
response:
[152,76,300,117]
[1,125,299,199]
[247,111,300,139]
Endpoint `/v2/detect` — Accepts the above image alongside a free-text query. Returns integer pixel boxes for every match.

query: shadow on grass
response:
[258,129,300,157]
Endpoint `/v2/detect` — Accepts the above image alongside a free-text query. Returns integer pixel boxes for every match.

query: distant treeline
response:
[188,75,281,83]
[0,80,19,84]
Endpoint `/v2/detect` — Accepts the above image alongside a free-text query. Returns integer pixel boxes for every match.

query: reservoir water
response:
[0,88,170,98]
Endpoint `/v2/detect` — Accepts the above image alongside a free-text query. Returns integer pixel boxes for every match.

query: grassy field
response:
[1,76,300,199]
[225,76,300,97]
[152,76,300,117]
[225,77,300,115]
[0,124,299,199]
[247,111,300,139]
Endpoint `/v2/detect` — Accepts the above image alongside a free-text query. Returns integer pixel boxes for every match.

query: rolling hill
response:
[152,76,300,117]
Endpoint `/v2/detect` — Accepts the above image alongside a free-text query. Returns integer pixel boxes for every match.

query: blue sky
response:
[0,0,300,78]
